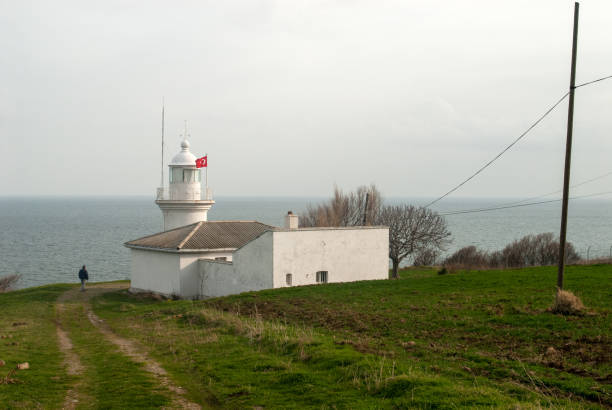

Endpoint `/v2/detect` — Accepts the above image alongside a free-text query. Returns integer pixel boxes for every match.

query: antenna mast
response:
[161,97,165,188]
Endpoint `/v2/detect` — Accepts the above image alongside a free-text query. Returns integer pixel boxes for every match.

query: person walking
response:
[78,265,89,291]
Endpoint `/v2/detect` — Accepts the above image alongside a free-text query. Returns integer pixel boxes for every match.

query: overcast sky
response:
[1,0,611,200]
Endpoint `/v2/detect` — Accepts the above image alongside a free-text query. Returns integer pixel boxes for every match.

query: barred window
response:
[316,271,328,284]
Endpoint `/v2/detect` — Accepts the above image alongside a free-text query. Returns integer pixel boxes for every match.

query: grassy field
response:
[1,264,610,408]
[0,284,73,408]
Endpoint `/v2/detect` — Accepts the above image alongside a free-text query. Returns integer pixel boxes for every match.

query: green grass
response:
[61,300,171,409]
[91,264,611,408]
[2,266,610,408]
[0,284,73,409]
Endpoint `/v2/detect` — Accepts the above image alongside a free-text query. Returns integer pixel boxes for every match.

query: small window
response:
[286,273,292,286]
[184,169,200,183]
[316,271,328,284]
[171,167,183,184]
[215,257,227,261]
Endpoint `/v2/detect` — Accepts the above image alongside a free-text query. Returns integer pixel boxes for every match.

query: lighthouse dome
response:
[170,139,197,166]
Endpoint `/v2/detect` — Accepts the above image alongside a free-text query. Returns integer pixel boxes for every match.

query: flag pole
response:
[205,152,208,199]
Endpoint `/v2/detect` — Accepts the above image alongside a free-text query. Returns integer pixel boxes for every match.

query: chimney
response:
[284,211,299,230]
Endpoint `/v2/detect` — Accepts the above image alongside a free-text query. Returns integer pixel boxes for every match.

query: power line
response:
[424,74,612,209]
[575,74,612,89]
[470,169,612,209]
[439,190,612,216]
[423,92,570,208]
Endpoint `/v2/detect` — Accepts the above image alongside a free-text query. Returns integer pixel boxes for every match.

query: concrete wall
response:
[161,207,209,231]
[130,248,232,298]
[179,251,232,299]
[130,249,180,296]
[271,227,389,288]
[199,232,274,298]
[133,227,389,299]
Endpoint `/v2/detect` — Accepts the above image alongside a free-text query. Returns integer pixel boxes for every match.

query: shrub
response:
[443,246,489,269]
[413,249,439,267]
[442,233,581,270]
[501,233,580,268]
[552,289,585,316]
[0,274,20,293]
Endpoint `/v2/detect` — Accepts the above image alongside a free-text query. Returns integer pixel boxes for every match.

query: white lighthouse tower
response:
[155,126,214,231]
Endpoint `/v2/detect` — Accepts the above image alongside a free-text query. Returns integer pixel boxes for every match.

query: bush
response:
[501,233,580,268]
[443,246,489,269]
[413,249,439,267]
[0,274,20,292]
[552,289,585,316]
[442,233,581,269]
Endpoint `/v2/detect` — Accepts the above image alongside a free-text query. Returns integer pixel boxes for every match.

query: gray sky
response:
[1,0,611,199]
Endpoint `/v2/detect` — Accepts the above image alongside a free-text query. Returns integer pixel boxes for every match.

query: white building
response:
[125,136,389,299]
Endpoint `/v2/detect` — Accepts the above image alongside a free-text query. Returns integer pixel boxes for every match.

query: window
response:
[170,168,201,183]
[215,257,227,261]
[286,273,292,286]
[184,169,201,183]
[316,271,328,284]
[171,167,183,183]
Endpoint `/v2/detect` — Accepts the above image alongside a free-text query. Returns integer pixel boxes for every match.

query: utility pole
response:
[557,2,579,290]
[362,193,370,225]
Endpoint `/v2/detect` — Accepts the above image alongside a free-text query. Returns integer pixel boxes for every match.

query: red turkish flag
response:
[195,156,208,168]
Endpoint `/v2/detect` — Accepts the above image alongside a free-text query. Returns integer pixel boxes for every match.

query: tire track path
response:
[56,284,200,410]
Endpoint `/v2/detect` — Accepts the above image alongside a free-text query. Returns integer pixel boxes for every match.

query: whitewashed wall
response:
[160,207,209,231]
[130,248,232,298]
[179,251,232,299]
[197,227,389,298]
[199,232,274,298]
[272,227,389,288]
[130,249,180,296]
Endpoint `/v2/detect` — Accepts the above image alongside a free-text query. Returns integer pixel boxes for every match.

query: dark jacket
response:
[78,268,89,280]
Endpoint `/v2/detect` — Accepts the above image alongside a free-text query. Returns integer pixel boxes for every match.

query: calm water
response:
[1,196,611,289]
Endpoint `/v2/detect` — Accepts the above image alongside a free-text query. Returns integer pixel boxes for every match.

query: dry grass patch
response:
[551,289,585,316]
[0,275,20,293]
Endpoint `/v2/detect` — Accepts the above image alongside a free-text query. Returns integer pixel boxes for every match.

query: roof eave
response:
[124,244,236,254]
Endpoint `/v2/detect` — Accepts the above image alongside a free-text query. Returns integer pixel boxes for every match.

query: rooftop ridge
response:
[177,221,203,249]
[124,222,199,246]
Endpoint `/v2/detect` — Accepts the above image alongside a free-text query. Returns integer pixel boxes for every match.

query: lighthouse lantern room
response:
[155,132,214,231]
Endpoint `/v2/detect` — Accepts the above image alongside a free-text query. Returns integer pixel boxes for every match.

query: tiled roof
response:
[124,221,274,251]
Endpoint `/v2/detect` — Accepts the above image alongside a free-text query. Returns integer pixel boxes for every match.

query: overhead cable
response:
[466,169,612,209]
[439,190,612,216]
[574,74,612,89]
[424,73,612,209]
[423,92,570,208]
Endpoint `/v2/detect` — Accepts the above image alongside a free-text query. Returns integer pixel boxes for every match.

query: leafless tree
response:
[376,205,451,279]
[300,184,382,227]
[442,233,581,269]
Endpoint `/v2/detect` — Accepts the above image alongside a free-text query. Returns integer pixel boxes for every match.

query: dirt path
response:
[56,284,201,410]
[56,291,89,410]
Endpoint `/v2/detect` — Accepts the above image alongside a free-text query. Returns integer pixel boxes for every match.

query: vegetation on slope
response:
[0,284,73,408]
[94,264,610,408]
[1,265,610,408]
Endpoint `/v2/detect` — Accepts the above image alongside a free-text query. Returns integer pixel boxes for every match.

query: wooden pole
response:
[557,2,579,290]
[362,193,370,225]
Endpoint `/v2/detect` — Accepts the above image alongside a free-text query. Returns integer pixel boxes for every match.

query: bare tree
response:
[376,205,451,279]
[300,184,382,227]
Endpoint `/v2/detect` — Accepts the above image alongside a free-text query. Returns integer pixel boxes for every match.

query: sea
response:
[1,196,611,290]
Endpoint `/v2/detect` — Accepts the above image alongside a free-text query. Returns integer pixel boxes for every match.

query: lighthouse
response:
[155,130,214,231]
